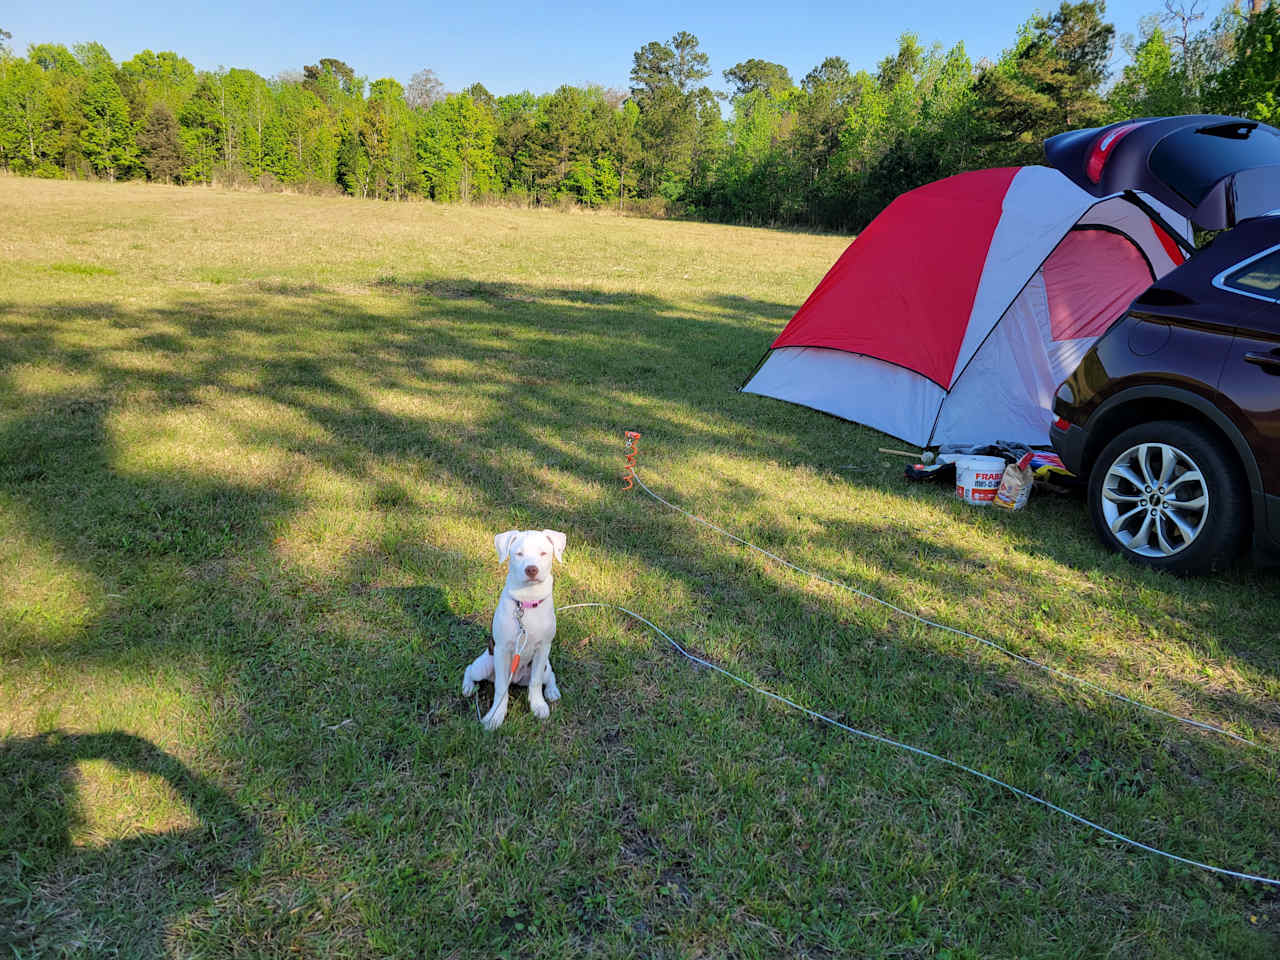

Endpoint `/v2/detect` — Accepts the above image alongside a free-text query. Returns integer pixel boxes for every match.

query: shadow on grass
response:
[0,731,259,957]
[0,397,295,662]
[3,275,1279,955]
[3,277,1276,732]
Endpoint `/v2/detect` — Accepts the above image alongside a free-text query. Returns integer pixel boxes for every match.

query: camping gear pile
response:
[903,441,1075,510]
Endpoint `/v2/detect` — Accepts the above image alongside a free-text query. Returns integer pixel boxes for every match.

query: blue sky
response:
[6,1,1178,96]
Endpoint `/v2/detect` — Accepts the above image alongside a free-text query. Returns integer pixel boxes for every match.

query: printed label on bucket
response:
[954,456,1006,506]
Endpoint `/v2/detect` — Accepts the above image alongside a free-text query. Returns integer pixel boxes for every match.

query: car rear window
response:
[1149,122,1280,205]
[1224,247,1280,296]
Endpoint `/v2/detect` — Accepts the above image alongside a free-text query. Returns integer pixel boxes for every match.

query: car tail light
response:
[1053,417,1071,432]
[1085,123,1143,184]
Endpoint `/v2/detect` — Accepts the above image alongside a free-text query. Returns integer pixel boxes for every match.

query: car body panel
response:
[1050,215,1280,556]
[1044,115,1280,230]
[1223,330,1280,486]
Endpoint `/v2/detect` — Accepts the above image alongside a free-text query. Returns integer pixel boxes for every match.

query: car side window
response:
[1223,247,1280,300]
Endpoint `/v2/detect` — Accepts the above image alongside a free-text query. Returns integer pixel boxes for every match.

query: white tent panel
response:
[744,347,945,447]
[932,274,1060,445]
[948,166,1097,387]
[1044,335,1097,386]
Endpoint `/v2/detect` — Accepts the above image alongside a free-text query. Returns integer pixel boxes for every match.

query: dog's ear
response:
[494,530,521,562]
[541,530,566,563]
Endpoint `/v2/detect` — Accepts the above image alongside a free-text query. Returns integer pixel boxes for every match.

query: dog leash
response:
[473,597,536,723]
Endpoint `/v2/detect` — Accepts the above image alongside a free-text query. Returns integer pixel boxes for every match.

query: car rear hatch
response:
[1044,115,1280,231]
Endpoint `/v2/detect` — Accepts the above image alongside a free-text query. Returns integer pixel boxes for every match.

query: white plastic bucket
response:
[954,456,1006,506]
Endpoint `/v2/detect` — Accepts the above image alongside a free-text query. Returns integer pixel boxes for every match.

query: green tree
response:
[417,92,498,202]
[78,68,136,180]
[26,43,86,174]
[525,85,594,200]
[772,53,861,224]
[215,67,277,180]
[0,56,59,174]
[303,58,361,101]
[702,88,794,222]
[723,59,793,98]
[363,77,418,199]
[1108,27,1196,119]
[1207,3,1280,123]
[137,102,183,182]
[827,37,977,229]
[336,123,370,197]
[794,56,857,183]
[119,49,196,114]
[493,90,538,198]
[273,79,337,185]
[462,82,494,110]
[28,43,80,74]
[629,31,721,201]
[72,41,115,75]
[973,1,1115,163]
[177,77,224,183]
[609,98,642,206]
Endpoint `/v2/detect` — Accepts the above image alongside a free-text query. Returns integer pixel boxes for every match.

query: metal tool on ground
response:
[622,431,642,490]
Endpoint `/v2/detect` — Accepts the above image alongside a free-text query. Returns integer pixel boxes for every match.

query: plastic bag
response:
[992,459,1033,511]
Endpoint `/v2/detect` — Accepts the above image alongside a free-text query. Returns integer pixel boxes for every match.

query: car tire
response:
[1087,420,1246,575]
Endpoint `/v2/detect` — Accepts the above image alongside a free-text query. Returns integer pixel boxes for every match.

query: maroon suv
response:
[1045,116,1280,574]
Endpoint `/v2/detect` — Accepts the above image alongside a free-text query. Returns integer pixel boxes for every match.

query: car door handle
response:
[1244,351,1280,373]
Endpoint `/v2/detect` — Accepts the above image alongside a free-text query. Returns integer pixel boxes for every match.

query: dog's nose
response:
[524,565,539,580]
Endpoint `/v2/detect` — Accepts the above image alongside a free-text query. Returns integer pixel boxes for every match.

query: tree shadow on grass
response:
[5,277,1276,710]
[0,396,296,663]
[0,731,259,958]
[3,276,1280,955]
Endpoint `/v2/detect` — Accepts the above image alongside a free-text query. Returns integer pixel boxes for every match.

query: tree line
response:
[1,2,1277,231]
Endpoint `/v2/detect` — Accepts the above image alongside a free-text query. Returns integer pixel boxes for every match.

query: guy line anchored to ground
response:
[550,433,1279,887]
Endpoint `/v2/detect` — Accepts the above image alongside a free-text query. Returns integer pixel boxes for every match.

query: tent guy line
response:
[555,601,1280,887]
[625,464,1271,754]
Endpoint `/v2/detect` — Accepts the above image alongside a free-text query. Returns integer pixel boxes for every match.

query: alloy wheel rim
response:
[1100,442,1209,558]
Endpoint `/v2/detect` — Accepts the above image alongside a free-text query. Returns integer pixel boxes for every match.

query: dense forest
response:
[1,2,1278,231]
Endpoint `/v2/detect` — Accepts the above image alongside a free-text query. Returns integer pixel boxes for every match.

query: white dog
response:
[462,529,566,730]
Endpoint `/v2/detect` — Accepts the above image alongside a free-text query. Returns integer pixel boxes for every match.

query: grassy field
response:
[1,176,1278,959]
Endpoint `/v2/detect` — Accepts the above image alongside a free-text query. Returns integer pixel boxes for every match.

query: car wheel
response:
[1087,420,1246,575]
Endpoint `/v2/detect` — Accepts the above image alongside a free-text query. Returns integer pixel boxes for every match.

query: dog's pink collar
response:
[517,597,546,610]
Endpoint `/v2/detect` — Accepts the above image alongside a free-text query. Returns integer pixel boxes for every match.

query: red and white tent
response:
[742,166,1190,446]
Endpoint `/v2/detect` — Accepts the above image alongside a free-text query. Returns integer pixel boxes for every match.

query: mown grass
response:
[1,177,1278,959]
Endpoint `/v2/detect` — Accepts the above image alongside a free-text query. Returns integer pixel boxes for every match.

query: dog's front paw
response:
[529,698,550,720]
[481,704,507,731]
[462,674,476,696]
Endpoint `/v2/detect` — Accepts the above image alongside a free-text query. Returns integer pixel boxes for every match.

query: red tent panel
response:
[771,167,1020,388]
[1043,228,1155,342]
[1150,219,1186,266]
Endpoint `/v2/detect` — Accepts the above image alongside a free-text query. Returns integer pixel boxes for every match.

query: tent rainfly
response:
[741,166,1191,447]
